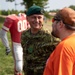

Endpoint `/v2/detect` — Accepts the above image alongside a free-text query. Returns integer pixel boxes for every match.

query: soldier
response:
[21,5,59,75]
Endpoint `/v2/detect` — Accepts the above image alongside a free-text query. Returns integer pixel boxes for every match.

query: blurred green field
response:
[0,17,14,75]
[43,19,52,32]
[0,17,52,75]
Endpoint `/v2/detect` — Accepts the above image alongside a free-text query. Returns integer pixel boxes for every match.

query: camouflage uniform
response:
[21,28,59,75]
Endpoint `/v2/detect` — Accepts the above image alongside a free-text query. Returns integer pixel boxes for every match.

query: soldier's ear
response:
[26,17,28,21]
[27,16,30,22]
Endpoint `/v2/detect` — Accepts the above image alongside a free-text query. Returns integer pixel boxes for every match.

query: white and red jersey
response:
[2,14,28,43]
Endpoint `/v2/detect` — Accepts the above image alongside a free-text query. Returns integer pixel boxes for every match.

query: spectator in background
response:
[43,7,75,75]
[0,13,30,75]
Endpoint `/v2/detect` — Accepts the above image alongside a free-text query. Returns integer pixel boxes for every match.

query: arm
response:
[0,29,11,55]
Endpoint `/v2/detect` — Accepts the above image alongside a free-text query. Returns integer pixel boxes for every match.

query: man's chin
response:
[51,32,58,38]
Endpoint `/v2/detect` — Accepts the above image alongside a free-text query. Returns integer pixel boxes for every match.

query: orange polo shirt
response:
[43,34,75,75]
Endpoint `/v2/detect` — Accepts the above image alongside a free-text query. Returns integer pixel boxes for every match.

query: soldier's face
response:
[27,14,44,30]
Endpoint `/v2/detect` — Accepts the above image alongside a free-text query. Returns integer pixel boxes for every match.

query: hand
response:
[6,47,11,55]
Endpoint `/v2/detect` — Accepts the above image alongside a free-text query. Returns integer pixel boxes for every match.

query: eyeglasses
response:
[52,18,61,23]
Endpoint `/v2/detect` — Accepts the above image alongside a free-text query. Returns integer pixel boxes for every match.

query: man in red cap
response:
[43,7,75,75]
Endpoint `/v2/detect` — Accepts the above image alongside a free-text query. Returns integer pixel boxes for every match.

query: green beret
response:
[26,5,44,16]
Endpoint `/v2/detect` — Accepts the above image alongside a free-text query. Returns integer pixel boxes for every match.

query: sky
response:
[0,0,75,11]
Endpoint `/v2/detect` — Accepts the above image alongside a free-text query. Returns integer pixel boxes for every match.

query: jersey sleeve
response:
[2,17,13,31]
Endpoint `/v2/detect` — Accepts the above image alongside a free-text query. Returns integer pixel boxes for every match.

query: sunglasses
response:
[52,18,61,23]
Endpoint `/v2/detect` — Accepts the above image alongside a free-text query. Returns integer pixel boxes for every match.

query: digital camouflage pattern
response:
[21,28,59,75]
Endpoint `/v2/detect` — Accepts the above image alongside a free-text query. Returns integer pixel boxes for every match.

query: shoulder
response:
[21,29,31,44]
[39,28,50,35]
[22,29,30,34]
[4,16,13,24]
[39,29,53,39]
[6,15,18,21]
[21,29,30,38]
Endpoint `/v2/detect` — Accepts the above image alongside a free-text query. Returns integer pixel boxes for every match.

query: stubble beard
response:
[51,30,59,38]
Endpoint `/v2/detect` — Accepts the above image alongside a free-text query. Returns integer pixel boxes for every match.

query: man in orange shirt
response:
[43,7,75,75]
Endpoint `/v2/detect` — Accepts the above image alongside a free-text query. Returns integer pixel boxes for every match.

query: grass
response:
[0,21,14,75]
[0,17,52,75]
[0,17,14,75]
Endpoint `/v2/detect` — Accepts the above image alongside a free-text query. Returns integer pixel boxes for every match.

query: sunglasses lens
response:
[52,18,61,23]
